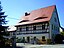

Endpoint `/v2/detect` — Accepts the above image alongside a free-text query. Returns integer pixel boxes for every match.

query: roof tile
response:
[16,5,55,26]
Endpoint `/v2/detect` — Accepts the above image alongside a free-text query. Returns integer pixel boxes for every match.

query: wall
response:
[16,23,50,43]
[49,8,60,39]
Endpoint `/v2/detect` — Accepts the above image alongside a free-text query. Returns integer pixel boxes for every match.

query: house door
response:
[27,36,30,43]
[23,37,25,43]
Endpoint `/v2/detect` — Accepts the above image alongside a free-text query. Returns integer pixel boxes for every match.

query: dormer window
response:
[35,17,43,20]
[34,17,47,20]
[19,20,29,23]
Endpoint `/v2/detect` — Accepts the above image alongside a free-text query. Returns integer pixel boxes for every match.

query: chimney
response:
[25,12,30,16]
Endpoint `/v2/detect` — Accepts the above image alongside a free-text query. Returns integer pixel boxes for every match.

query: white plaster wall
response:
[16,33,49,40]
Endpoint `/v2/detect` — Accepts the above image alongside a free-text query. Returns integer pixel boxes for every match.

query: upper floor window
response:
[33,26,36,30]
[19,28,22,31]
[26,27,29,31]
[57,27,59,32]
[52,24,53,30]
[54,17,57,22]
[42,25,45,30]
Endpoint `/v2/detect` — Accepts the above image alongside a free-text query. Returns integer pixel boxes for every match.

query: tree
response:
[54,34,63,44]
[0,1,7,47]
[60,32,64,36]
[60,32,64,43]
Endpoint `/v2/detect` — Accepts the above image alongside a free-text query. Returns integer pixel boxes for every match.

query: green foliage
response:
[0,2,8,47]
[47,39,52,44]
[60,32,64,36]
[54,34,63,44]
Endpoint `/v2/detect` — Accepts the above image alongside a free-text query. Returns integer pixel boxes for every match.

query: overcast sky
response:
[1,0,64,27]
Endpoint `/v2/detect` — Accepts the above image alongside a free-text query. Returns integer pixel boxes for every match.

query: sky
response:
[0,0,64,28]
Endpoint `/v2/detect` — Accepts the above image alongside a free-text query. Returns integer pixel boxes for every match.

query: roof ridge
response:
[30,5,56,12]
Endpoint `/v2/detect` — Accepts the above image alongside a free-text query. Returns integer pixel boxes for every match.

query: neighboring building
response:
[15,5,60,44]
[3,26,16,46]
[7,26,16,37]
[3,26,16,38]
[7,26,16,47]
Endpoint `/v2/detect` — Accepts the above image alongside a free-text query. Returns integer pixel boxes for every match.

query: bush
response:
[46,39,52,44]
[54,34,63,44]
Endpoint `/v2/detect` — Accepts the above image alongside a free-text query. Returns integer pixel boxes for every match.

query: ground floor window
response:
[34,36,36,40]
[42,36,45,41]
[22,37,25,43]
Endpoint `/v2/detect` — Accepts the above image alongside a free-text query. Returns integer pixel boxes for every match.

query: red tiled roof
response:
[16,5,56,26]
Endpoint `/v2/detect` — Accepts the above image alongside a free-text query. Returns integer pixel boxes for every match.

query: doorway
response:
[27,36,30,43]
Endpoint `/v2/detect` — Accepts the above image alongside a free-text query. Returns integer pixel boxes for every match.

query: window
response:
[35,17,43,20]
[42,25,45,30]
[52,24,53,30]
[42,36,45,41]
[19,28,22,31]
[45,23,48,29]
[19,20,29,23]
[54,25,55,30]
[13,32,15,35]
[54,17,57,22]
[34,17,47,20]
[26,27,29,31]
[33,26,36,30]
[34,36,36,40]
[23,37,25,43]
[57,27,59,32]
[27,36,30,43]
